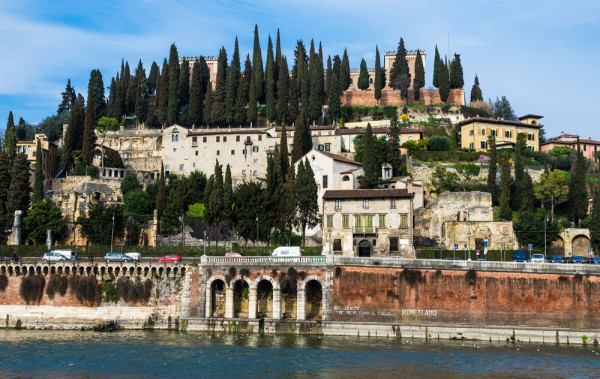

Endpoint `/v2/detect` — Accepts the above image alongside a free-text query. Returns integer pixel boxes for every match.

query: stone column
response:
[248,284,257,319]
[198,266,208,318]
[10,210,22,246]
[204,285,212,318]
[297,287,306,320]
[225,287,234,319]
[272,289,281,319]
[322,280,330,321]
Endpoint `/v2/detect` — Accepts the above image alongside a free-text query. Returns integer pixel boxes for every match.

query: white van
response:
[50,249,77,261]
[125,252,142,262]
[271,246,301,257]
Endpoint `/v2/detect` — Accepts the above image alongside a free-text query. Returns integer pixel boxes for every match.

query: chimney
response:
[561,131,564,136]
[406,178,413,193]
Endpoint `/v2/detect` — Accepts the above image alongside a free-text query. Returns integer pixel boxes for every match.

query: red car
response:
[156,254,181,263]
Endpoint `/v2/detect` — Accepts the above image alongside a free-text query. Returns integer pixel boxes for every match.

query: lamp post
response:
[544,214,549,259]
[110,209,115,254]
[467,213,471,261]
[256,214,259,254]
[328,228,332,256]
[203,230,207,257]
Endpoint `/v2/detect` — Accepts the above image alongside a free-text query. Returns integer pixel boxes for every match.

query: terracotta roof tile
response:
[458,117,541,129]
[323,189,413,200]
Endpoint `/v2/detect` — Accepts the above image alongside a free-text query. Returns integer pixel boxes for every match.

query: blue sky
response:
[1,0,599,138]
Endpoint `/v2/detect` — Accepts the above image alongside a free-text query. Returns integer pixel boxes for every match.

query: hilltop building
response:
[16,134,58,179]
[541,132,600,165]
[458,114,542,152]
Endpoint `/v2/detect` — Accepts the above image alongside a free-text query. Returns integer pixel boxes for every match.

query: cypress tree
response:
[289,70,299,123]
[189,59,204,126]
[0,151,10,227]
[211,47,228,126]
[167,44,180,125]
[222,164,234,232]
[487,136,498,202]
[292,113,306,163]
[62,94,85,170]
[57,79,76,115]
[178,58,190,110]
[33,139,44,203]
[389,38,411,102]
[520,172,535,212]
[388,113,402,175]
[87,69,105,120]
[590,185,600,252]
[449,53,464,89]
[499,155,512,220]
[106,77,118,119]
[113,73,124,118]
[300,68,310,118]
[318,42,325,99]
[207,160,224,243]
[157,58,169,125]
[275,29,281,94]
[470,75,483,102]
[125,62,137,115]
[155,163,167,242]
[413,50,425,101]
[234,54,251,125]
[359,124,379,189]
[7,153,31,221]
[81,98,96,165]
[328,61,341,121]
[135,60,148,124]
[265,35,276,122]
[340,48,351,91]
[301,110,312,155]
[357,59,369,90]
[276,56,289,125]
[374,46,382,104]
[147,61,159,93]
[226,38,241,125]
[294,159,319,247]
[4,111,16,160]
[325,56,332,100]
[247,72,258,125]
[308,51,322,122]
[438,60,450,102]
[568,140,589,224]
[279,123,289,180]
[203,82,214,125]
[433,45,441,88]
[251,24,264,103]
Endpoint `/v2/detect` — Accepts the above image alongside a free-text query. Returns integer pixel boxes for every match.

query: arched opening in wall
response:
[156,136,163,151]
[93,267,99,276]
[358,240,371,257]
[210,279,226,317]
[173,267,178,277]
[256,280,273,318]
[1,267,6,276]
[144,267,149,277]
[79,267,84,276]
[342,175,350,182]
[550,236,565,256]
[129,267,134,276]
[86,267,91,276]
[100,267,106,277]
[36,266,42,275]
[43,267,48,276]
[115,267,120,277]
[9,267,14,276]
[28,266,34,275]
[166,267,172,278]
[158,267,164,277]
[137,267,142,276]
[572,235,591,256]
[280,271,297,319]
[57,267,63,276]
[233,280,249,318]
[305,280,323,320]
[50,266,56,275]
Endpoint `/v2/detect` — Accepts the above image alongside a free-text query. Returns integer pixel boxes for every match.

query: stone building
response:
[16,134,58,179]
[379,164,424,210]
[459,115,542,152]
[322,189,414,257]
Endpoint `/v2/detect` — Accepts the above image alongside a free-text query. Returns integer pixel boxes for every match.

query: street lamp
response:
[110,209,115,254]
[544,214,549,259]
[256,215,259,254]
[467,213,471,261]
[203,230,207,257]
[328,228,332,255]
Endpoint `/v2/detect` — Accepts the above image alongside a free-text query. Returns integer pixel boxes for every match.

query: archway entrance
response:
[572,235,591,256]
[358,240,371,257]
[256,280,273,318]
[210,280,225,317]
[305,280,323,320]
[233,280,249,318]
[550,236,565,256]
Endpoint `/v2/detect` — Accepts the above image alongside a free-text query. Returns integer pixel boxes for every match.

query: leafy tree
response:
[277,56,289,125]
[455,163,481,191]
[57,79,76,115]
[340,48,351,91]
[470,75,483,102]
[308,42,324,123]
[189,170,207,203]
[438,60,450,102]
[520,172,535,212]
[147,61,159,93]
[76,201,123,244]
[487,136,498,202]
[413,50,425,101]
[4,111,16,160]
[511,133,527,209]
[235,54,252,125]
[499,155,512,220]
[491,96,517,120]
[221,165,234,232]
[121,172,141,196]
[203,82,214,125]
[374,46,382,103]
[177,177,194,236]
[24,199,65,244]
[357,59,369,90]
[226,37,241,125]
[0,151,11,228]
[358,124,380,189]
[292,113,307,162]
[7,153,31,222]
[427,136,451,151]
[568,142,588,224]
[265,36,276,122]
[387,113,403,175]
[251,24,265,103]
[514,210,562,250]
[161,188,179,236]
[87,69,106,121]
[432,45,441,88]
[449,53,464,89]
[279,124,289,179]
[157,58,169,125]
[590,186,600,253]
[62,94,85,170]
[38,112,68,143]
[104,150,124,168]
[203,174,214,204]
[431,165,459,193]
[401,139,428,152]
[389,38,411,102]
[167,44,180,125]
[178,58,190,111]
[155,164,167,241]
[354,135,389,169]
[325,55,332,100]
[247,71,258,124]
[124,189,153,218]
[300,63,310,119]
[206,160,224,242]
[33,139,44,203]
[233,180,267,243]
[294,160,319,247]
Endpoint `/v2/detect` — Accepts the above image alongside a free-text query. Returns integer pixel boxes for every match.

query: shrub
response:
[46,275,68,299]
[0,275,8,292]
[427,136,451,151]
[461,105,490,119]
[20,275,46,305]
[70,275,103,306]
[116,277,153,304]
[478,155,491,163]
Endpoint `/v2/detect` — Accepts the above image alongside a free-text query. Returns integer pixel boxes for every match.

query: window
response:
[193,163,196,168]
[369,78,373,84]
[171,134,179,142]
[231,150,235,155]
[531,120,537,125]
[365,215,373,232]
[318,144,324,151]
[258,135,262,141]
[179,164,184,171]
[242,170,246,175]
[491,129,497,137]
[223,136,227,142]
[253,171,258,176]
[469,143,474,149]
[333,239,342,251]
[165,165,170,171]
[342,215,349,228]
[253,146,259,152]
[195,151,199,156]
[408,136,414,141]
[480,140,487,149]
[323,175,328,188]
[236,136,240,142]
[379,215,386,228]
[254,159,258,163]
[192,136,197,142]
[325,144,331,151]
[335,199,341,209]
[469,130,474,136]
[217,150,220,155]
[327,215,333,228]
[247,136,251,142]
[481,128,485,136]
[355,215,363,231]
[505,130,512,138]
[400,214,408,228]
[173,148,177,152]
[390,199,396,208]
[363,199,369,209]
[584,144,587,152]
[342,175,350,182]
[203,137,207,142]
[216,136,220,142]
[389,237,399,252]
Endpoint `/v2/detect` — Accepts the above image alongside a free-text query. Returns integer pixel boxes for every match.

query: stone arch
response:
[207,275,227,318]
[550,236,565,256]
[255,276,277,318]
[232,276,252,318]
[342,175,350,182]
[298,276,326,321]
[572,235,591,256]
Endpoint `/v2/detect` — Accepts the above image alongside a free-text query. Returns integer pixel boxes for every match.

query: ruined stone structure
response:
[341,88,465,107]
[552,228,592,257]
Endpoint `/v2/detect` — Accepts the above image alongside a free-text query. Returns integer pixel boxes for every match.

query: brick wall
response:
[341,89,465,107]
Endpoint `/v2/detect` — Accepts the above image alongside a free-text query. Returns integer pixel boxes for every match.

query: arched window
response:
[342,175,350,182]
[369,78,373,84]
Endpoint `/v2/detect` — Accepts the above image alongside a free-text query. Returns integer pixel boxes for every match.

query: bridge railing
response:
[204,256,326,264]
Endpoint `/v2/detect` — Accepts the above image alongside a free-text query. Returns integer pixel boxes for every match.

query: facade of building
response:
[379,164,424,210]
[541,132,600,165]
[16,134,58,179]
[459,115,542,152]
[322,189,414,257]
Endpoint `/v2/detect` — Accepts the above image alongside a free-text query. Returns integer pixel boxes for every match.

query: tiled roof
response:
[340,168,360,174]
[335,127,423,135]
[323,189,413,200]
[457,117,542,129]
[188,129,267,136]
[316,150,363,165]
[518,114,544,120]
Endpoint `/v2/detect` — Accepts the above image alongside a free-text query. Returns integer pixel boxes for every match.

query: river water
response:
[0,330,598,378]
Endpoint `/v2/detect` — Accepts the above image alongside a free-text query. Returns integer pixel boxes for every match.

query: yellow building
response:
[16,134,58,179]
[459,115,542,152]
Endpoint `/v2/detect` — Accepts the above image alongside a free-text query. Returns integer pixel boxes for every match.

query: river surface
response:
[0,330,599,378]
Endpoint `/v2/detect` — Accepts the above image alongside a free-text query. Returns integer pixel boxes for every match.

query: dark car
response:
[591,257,600,264]
[551,256,564,263]
[513,250,527,262]
[572,256,585,264]
[103,252,134,263]
[444,257,460,261]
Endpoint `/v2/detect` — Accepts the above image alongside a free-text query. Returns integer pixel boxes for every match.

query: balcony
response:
[353,226,378,235]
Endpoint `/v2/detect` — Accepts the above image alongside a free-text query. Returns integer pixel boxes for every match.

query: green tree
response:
[57,79,76,115]
[265,35,276,122]
[455,163,481,191]
[147,61,159,93]
[233,180,266,243]
[432,45,441,88]
[514,210,562,250]
[33,139,44,203]
[189,59,205,126]
[470,75,483,102]
[589,186,600,253]
[124,189,153,218]
[327,60,341,121]
[203,83,214,125]
[438,60,450,102]
[211,47,228,126]
[374,46,382,104]
[449,53,464,89]
[357,59,369,90]
[568,142,588,224]
[292,113,307,162]
[87,69,105,121]
[325,55,332,101]
[340,48,351,91]
[247,72,258,124]
[177,177,194,237]
[134,60,148,124]
[76,201,123,244]
[38,112,68,142]
[206,160,224,242]
[277,56,289,125]
[491,96,516,120]
[4,111,16,160]
[308,43,324,123]
[520,172,535,212]
[354,135,389,168]
[161,188,179,236]
[251,24,264,103]
[427,135,451,151]
[279,124,289,180]
[189,170,207,203]
[157,58,169,125]
[7,153,31,223]
[178,58,190,111]
[155,164,167,241]
[121,172,141,196]
[487,135,498,202]
[389,38,411,102]
[413,50,425,101]
[294,160,319,247]
[431,165,459,193]
[167,44,180,125]
[387,114,403,175]
[23,199,65,244]
[511,133,527,209]
[221,165,234,232]
[235,54,252,125]
[499,155,512,220]
[226,37,241,125]
[0,151,11,228]
[358,124,379,189]
[104,150,124,168]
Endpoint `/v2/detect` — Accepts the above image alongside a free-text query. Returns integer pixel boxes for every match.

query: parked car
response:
[42,252,69,263]
[156,254,181,263]
[50,249,77,261]
[513,250,527,262]
[444,257,461,261]
[572,256,585,264]
[271,246,302,257]
[551,256,564,263]
[103,252,134,263]
[224,252,243,257]
[591,257,600,264]
[125,252,141,262]
[530,254,545,263]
